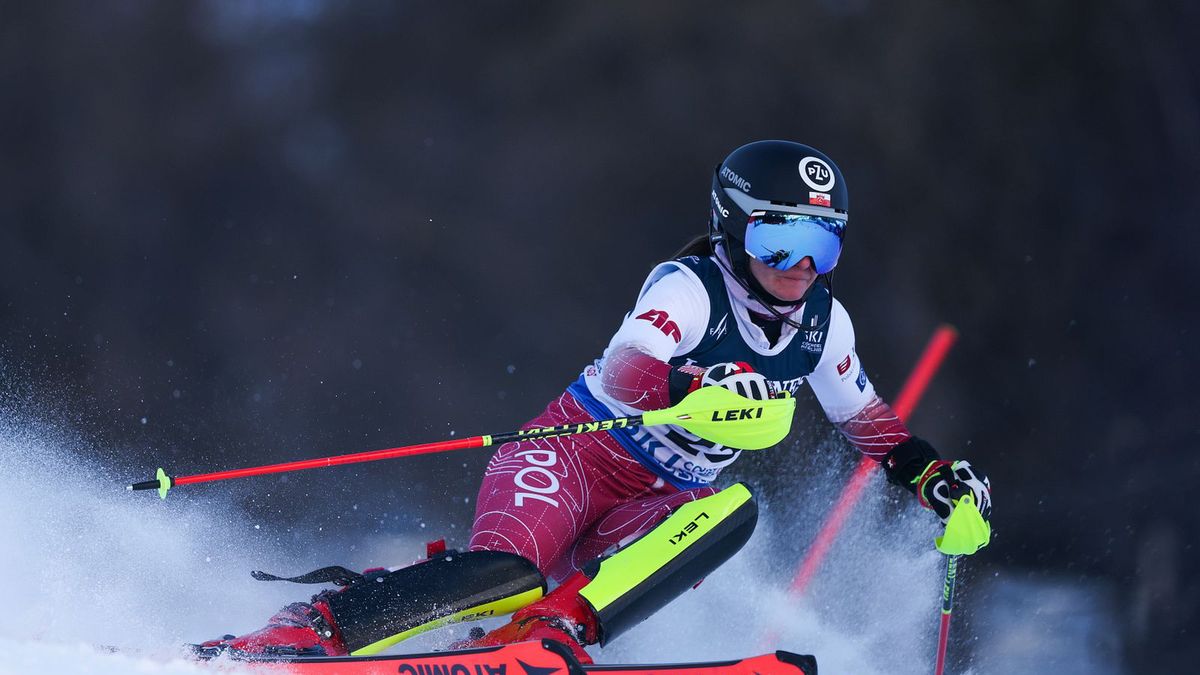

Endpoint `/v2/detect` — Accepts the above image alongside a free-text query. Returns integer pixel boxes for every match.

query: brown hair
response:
[672,233,714,259]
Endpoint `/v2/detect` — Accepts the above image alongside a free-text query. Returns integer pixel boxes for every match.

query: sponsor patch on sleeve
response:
[856,368,869,392]
[636,308,682,343]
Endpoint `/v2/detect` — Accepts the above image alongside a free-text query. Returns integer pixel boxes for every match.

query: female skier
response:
[199,140,993,663]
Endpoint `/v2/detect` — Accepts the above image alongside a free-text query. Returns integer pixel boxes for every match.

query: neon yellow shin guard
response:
[577,483,758,646]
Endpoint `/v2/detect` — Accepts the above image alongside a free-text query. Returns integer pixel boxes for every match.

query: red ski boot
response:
[452,572,598,664]
[193,598,348,658]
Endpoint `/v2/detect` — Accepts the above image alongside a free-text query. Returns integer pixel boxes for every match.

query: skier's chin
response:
[748,259,815,304]
[768,278,813,304]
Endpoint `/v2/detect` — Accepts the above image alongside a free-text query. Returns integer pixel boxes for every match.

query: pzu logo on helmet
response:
[799,156,836,191]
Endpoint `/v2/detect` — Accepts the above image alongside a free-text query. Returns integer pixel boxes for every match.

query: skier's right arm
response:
[598,269,709,411]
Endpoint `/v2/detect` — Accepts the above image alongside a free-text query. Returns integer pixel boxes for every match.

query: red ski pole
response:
[128,385,796,499]
[934,554,961,675]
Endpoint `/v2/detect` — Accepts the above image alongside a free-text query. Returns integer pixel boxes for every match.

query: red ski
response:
[582,650,816,675]
[202,639,816,675]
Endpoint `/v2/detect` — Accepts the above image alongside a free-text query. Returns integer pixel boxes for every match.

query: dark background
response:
[2,2,1197,671]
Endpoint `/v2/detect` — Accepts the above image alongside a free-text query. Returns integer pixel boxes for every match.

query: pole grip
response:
[127,468,172,499]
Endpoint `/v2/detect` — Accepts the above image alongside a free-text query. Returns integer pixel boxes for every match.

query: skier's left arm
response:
[807,300,992,524]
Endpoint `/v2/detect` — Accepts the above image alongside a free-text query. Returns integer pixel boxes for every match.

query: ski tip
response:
[775,651,819,675]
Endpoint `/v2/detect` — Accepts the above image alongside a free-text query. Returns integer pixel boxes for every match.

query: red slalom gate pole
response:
[889,325,960,422]
[787,324,958,596]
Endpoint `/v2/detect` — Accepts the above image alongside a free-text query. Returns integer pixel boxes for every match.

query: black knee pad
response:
[326,550,545,654]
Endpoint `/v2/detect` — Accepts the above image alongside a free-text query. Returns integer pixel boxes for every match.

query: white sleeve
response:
[602,263,710,361]
[807,299,877,424]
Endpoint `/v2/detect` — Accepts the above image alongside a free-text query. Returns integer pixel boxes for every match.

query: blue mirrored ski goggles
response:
[744,212,846,274]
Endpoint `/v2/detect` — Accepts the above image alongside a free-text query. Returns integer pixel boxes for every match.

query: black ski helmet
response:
[709,140,849,306]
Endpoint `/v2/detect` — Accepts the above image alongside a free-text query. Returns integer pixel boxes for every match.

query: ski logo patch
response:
[720,165,752,192]
[836,354,852,375]
[670,511,711,545]
[711,189,730,218]
[396,653,559,672]
[637,309,682,343]
[710,407,764,421]
[800,329,825,353]
[458,608,497,621]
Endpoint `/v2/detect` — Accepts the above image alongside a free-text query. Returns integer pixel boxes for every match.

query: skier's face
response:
[749,256,816,302]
